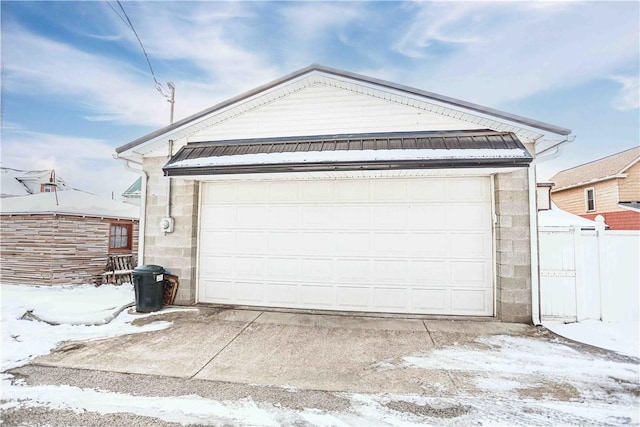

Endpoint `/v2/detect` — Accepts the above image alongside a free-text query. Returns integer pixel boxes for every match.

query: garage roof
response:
[163,130,532,176]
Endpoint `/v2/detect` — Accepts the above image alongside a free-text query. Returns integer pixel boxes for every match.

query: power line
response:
[111,0,170,99]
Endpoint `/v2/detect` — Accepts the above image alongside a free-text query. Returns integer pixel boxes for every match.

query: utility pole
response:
[167,82,175,124]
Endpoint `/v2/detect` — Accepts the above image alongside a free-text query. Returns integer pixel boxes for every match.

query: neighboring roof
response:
[538,203,601,229]
[619,202,640,212]
[0,189,139,220]
[163,130,532,176]
[1,168,69,198]
[122,177,142,197]
[550,146,640,192]
[117,64,571,155]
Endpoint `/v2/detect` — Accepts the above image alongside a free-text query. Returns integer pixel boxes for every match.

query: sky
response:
[1,1,638,197]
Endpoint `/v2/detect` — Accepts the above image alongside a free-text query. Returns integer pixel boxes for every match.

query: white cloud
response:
[392,2,640,107]
[609,75,640,111]
[0,128,137,198]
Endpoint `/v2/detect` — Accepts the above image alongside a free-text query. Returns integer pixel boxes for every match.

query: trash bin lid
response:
[133,265,165,274]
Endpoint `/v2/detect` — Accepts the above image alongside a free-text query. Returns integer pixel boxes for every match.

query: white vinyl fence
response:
[539,216,640,322]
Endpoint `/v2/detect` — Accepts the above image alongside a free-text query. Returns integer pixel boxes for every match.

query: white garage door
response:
[198,176,494,316]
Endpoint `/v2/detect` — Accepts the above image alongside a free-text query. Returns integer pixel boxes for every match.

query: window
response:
[109,223,132,252]
[585,188,595,212]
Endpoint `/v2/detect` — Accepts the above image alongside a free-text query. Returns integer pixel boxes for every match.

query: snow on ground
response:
[544,319,640,358]
[1,284,639,426]
[0,283,172,371]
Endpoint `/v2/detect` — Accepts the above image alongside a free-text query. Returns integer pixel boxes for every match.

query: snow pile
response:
[544,319,639,358]
[1,283,171,371]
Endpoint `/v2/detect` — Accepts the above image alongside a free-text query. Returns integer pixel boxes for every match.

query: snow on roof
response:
[538,203,601,229]
[1,168,69,197]
[0,189,139,219]
[166,148,529,169]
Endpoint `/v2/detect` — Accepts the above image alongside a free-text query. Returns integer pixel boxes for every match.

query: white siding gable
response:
[188,84,480,143]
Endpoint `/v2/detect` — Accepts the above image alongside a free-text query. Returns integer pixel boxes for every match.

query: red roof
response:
[581,211,640,230]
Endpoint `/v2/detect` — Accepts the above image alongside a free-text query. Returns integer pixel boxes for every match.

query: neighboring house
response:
[550,147,640,230]
[122,177,142,206]
[536,182,601,229]
[114,64,573,323]
[0,189,139,285]
[1,168,69,198]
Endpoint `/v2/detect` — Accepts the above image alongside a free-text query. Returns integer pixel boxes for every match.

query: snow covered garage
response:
[115,65,572,323]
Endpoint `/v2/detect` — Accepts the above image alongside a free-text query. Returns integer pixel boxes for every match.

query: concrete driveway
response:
[34,306,570,395]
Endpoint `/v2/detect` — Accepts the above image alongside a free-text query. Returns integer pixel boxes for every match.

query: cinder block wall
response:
[494,169,532,323]
[142,157,199,304]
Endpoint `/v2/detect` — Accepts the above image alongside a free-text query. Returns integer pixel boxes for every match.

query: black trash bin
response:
[132,265,165,313]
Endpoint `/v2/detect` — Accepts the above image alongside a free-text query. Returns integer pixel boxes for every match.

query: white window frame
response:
[585,187,595,212]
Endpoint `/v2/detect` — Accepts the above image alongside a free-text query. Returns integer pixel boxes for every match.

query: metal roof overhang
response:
[163,130,533,177]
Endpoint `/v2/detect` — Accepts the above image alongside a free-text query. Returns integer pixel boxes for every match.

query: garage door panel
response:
[373,260,409,284]
[372,179,407,201]
[336,233,371,256]
[373,205,407,228]
[202,280,233,301]
[411,260,450,283]
[373,233,408,257]
[302,206,335,227]
[447,178,490,201]
[237,206,266,228]
[236,231,266,253]
[451,289,491,313]
[301,181,334,201]
[337,180,370,201]
[266,206,299,229]
[201,256,233,277]
[336,205,371,228]
[200,230,234,251]
[199,177,494,316]
[234,257,265,278]
[267,257,300,280]
[411,289,449,312]
[408,178,446,201]
[301,232,335,254]
[407,232,448,257]
[268,231,299,254]
[266,283,298,305]
[445,204,491,229]
[374,287,409,310]
[201,206,237,229]
[202,182,235,204]
[268,181,300,202]
[234,282,265,304]
[301,285,334,307]
[337,286,370,309]
[449,233,492,258]
[451,261,491,285]
[408,205,447,229]
[336,259,372,282]
[301,258,334,282]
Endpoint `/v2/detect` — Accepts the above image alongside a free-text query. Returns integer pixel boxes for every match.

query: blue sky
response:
[1,1,638,197]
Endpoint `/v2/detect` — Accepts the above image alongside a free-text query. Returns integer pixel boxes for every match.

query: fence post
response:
[595,215,606,321]
[573,225,583,321]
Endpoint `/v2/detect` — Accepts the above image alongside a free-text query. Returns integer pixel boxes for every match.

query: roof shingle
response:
[550,147,640,191]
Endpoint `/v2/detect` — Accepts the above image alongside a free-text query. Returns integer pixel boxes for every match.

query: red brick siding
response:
[581,211,640,230]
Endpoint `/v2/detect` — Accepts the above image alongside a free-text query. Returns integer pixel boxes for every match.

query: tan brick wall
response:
[618,162,640,202]
[142,157,199,304]
[494,169,532,324]
[0,214,138,285]
[552,179,620,215]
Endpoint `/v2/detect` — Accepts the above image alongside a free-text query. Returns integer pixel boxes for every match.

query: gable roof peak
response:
[116,64,571,156]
